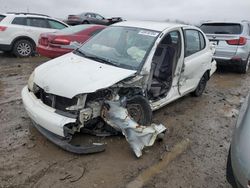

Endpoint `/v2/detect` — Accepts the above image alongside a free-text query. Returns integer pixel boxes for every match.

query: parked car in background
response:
[37,24,106,58]
[227,93,250,188]
[22,21,216,157]
[0,12,68,57]
[66,12,122,26]
[200,21,250,73]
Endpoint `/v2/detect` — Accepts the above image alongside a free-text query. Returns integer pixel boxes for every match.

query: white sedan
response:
[22,21,216,157]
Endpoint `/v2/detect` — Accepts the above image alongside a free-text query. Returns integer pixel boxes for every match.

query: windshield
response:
[0,15,5,22]
[200,23,242,34]
[76,26,159,70]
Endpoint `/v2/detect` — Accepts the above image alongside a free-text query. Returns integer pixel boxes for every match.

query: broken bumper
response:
[22,86,106,154]
[22,86,75,137]
[32,121,106,154]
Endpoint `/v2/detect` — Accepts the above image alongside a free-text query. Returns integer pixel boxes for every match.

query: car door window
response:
[48,20,67,29]
[85,13,91,18]
[12,17,27,25]
[184,29,202,57]
[95,14,104,20]
[199,32,206,50]
[27,18,49,28]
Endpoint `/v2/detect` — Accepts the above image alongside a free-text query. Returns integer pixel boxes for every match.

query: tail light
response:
[51,38,70,45]
[39,37,49,46]
[226,37,247,45]
[0,26,7,31]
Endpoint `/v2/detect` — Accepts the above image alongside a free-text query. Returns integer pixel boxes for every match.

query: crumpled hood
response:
[34,53,136,98]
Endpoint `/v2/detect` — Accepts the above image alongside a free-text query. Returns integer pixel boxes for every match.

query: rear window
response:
[0,15,6,22]
[48,20,67,29]
[58,25,93,34]
[200,23,242,34]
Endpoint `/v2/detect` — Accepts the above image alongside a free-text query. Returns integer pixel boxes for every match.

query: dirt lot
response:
[0,52,249,188]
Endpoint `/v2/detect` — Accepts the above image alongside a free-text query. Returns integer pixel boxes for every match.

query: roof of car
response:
[201,20,249,24]
[113,20,187,32]
[3,12,50,18]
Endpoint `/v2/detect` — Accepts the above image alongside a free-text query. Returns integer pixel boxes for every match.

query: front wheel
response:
[191,73,208,97]
[126,96,152,126]
[13,39,34,57]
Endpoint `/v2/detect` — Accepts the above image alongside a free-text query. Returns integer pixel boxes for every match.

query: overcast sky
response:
[0,0,249,24]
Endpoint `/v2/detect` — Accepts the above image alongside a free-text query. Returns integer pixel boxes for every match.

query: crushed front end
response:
[22,74,166,157]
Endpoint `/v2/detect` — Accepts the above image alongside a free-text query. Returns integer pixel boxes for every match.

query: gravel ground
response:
[0,52,249,188]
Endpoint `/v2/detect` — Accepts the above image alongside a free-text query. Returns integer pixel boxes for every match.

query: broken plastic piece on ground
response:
[33,121,106,154]
[101,99,166,157]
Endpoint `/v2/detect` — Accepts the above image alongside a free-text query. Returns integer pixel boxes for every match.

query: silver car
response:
[66,12,122,26]
[227,94,250,188]
[200,21,250,73]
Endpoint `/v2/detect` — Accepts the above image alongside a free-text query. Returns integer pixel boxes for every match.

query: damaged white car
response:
[22,21,216,157]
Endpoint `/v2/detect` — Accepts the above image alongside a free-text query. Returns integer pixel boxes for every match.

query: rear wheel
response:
[82,20,89,24]
[126,96,152,126]
[238,55,250,74]
[191,73,208,97]
[13,39,34,57]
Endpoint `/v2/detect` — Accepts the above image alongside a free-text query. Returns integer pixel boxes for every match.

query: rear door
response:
[26,17,66,44]
[178,28,211,95]
[200,23,242,59]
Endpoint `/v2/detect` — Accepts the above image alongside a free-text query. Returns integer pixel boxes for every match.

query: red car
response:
[37,24,106,58]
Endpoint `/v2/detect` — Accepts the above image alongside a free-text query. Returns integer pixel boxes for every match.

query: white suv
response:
[0,12,68,57]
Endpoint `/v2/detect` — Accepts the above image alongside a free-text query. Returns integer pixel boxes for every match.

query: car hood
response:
[34,53,136,98]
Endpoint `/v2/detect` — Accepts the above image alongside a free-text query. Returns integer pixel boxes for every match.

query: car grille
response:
[34,85,78,113]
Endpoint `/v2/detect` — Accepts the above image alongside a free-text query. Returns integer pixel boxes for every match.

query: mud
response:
[0,52,249,188]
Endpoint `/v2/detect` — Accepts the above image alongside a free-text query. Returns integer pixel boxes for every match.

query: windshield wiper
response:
[75,49,119,67]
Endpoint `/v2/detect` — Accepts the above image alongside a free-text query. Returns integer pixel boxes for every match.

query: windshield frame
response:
[73,25,160,73]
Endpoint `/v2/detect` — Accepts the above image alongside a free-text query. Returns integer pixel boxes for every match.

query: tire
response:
[238,55,250,74]
[126,96,152,126]
[191,73,208,97]
[226,147,238,188]
[82,20,89,24]
[13,39,34,57]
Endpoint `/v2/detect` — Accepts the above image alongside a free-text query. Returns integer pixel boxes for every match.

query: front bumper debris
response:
[102,99,166,157]
[33,121,106,154]
[22,86,105,154]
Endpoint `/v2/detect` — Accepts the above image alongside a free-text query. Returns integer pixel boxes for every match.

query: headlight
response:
[28,71,35,91]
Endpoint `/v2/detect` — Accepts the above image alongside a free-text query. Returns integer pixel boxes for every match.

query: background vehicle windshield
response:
[78,26,159,70]
[200,23,242,34]
[0,15,5,22]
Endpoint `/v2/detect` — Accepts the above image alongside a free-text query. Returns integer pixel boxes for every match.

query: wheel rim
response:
[127,104,143,123]
[17,42,32,56]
